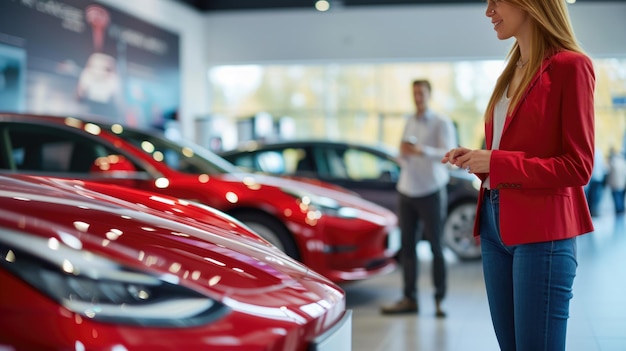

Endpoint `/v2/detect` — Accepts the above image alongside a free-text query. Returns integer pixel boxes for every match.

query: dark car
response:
[220,139,482,260]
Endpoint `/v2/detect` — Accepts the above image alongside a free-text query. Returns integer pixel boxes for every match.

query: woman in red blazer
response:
[442,0,595,350]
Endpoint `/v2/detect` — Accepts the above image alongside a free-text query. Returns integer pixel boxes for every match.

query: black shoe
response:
[435,299,446,318]
[381,298,418,315]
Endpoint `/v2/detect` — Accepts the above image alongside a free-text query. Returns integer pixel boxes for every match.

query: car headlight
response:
[0,229,228,327]
[281,188,360,219]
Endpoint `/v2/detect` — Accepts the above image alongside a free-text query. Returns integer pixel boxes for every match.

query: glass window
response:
[208,58,626,156]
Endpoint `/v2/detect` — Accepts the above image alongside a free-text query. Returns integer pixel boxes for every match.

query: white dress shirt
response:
[397,109,457,197]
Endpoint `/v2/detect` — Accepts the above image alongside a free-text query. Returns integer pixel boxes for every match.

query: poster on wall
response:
[0,0,180,129]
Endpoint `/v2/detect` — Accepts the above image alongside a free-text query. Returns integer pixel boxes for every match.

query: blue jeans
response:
[479,189,577,351]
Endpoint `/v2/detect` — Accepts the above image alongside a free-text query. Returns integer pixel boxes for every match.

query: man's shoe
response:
[380,298,418,315]
[435,299,446,318]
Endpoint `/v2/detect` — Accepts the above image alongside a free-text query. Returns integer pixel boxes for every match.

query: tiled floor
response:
[345,197,626,351]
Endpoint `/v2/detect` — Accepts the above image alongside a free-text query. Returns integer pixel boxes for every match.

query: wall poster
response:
[0,0,180,129]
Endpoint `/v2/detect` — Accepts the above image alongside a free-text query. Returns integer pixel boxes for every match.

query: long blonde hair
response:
[485,0,585,121]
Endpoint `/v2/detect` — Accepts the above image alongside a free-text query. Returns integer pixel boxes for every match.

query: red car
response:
[0,113,400,284]
[0,174,351,350]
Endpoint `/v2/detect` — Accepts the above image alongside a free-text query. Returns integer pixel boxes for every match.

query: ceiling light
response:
[315,0,330,12]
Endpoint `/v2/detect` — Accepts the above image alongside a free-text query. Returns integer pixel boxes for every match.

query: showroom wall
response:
[98,0,626,139]
[96,0,207,139]
[201,2,626,63]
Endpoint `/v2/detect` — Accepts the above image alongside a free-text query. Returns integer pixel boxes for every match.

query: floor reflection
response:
[346,209,626,351]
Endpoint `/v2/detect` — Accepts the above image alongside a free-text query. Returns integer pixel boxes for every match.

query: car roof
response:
[222,139,398,158]
[0,112,109,125]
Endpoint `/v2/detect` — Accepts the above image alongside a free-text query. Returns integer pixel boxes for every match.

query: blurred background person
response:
[607,147,626,215]
[585,146,608,217]
[380,79,457,318]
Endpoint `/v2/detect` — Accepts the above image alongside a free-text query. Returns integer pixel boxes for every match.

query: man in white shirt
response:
[381,79,457,317]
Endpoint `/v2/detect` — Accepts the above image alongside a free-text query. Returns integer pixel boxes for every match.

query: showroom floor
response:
[344,194,626,351]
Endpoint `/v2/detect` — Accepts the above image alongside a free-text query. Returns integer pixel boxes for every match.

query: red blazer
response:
[474,50,596,245]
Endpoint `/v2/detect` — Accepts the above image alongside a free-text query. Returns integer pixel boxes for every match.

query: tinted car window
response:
[2,124,112,174]
[256,151,285,173]
[286,148,312,175]
[117,129,236,175]
[312,147,348,178]
[343,148,399,182]
[235,148,306,175]
[229,153,256,171]
[282,148,305,174]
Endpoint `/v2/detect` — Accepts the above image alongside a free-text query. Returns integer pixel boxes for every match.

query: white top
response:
[396,109,457,197]
[484,91,509,190]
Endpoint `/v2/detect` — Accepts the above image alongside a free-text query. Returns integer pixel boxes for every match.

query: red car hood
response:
[0,175,343,309]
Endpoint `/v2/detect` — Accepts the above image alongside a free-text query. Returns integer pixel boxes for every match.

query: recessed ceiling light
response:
[315,0,330,12]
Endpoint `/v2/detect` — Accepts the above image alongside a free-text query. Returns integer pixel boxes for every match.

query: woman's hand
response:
[442,147,492,174]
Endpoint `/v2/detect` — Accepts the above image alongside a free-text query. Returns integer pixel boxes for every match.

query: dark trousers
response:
[612,189,626,214]
[585,179,605,216]
[398,189,447,301]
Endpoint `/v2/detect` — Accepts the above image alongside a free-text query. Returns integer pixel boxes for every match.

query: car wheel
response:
[444,201,481,260]
[235,212,301,260]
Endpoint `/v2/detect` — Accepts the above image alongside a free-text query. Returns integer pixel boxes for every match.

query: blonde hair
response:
[485,0,585,121]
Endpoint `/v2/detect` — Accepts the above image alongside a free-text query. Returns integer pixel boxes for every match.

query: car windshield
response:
[116,128,241,175]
